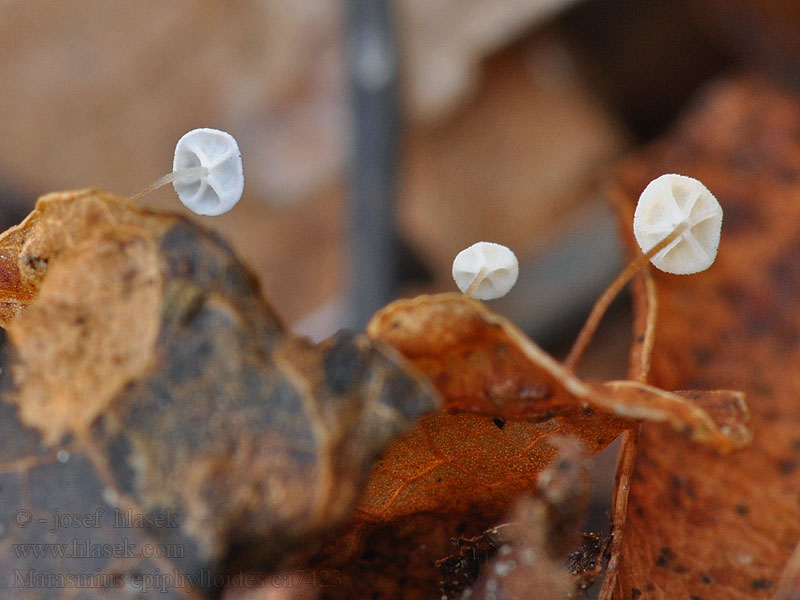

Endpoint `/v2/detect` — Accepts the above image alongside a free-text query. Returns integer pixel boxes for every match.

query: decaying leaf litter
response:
[600,77,800,600]
[7,69,800,600]
[0,156,756,600]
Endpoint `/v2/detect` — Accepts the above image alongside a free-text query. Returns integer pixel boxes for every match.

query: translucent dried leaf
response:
[367,293,581,420]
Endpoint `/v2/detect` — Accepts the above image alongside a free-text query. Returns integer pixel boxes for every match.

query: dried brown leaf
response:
[598,383,751,452]
[605,77,800,599]
[368,293,749,452]
[0,188,170,327]
[367,293,584,421]
[310,292,749,598]
[0,189,439,598]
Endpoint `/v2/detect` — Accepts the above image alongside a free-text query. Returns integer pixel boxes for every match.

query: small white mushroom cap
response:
[633,173,723,274]
[172,128,244,216]
[452,242,519,300]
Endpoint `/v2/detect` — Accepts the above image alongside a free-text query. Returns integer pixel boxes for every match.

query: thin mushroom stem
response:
[639,268,659,379]
[463,266,488,298]
[563,221,688,371]
[596,241,657,600]
[128,167,209,202]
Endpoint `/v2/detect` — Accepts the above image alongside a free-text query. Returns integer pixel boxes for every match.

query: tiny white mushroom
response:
[565,174,723,369]
[172,128,244,216]
[129,128,244,216]
[452,242,519,300]
[633,173,723,274]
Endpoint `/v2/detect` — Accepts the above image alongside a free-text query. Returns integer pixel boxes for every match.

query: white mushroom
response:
[452,242,519,300]
[565,173,724,370]
[172,128,244,216]
[129,128,244,216]
[633,173,723,274]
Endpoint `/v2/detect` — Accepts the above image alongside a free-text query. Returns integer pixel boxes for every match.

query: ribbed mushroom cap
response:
[452,242,519,300]
[173,128,244,216]
[633,173,722,275]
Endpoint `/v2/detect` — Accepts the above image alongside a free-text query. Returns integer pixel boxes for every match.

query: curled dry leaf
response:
[0,189,439,599]
[598,383,751,451]
[602,77,800,599]
[367,293,749,452]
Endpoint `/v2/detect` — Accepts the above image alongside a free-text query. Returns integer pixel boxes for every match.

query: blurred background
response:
[0,0,795,358]
[4,3,800,595]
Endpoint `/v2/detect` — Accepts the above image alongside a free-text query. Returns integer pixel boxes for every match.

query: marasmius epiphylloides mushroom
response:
[452,242,519,300]
[564,173,723,370]
[633,174,723,275]
[130,128,244,216]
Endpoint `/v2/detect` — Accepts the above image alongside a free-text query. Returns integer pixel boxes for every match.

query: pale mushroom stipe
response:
[129,128,244,216]
[633,173,722,275]
[452,242,519,300]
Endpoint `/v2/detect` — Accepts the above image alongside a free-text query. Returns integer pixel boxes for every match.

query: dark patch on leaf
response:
[751,578,772,590]
[324,331,367,396]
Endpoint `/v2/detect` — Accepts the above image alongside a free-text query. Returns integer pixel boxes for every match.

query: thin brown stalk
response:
[563,223,684,371]
[597,245,659,600]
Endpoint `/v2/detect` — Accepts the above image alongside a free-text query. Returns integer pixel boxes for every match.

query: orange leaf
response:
[312,293,749,598]
[368,293,748,452]
[603,76,800,599]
